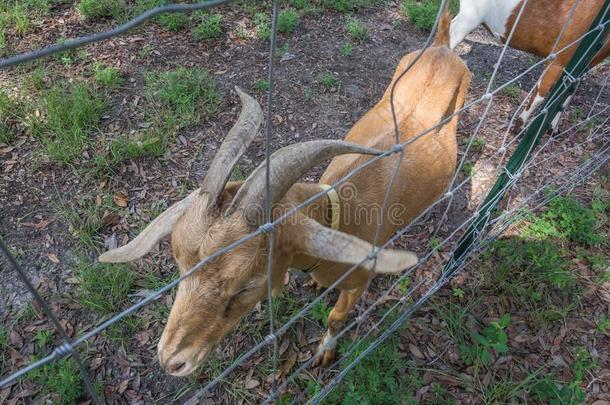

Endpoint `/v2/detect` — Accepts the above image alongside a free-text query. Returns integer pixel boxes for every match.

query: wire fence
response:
[0,0,609,403]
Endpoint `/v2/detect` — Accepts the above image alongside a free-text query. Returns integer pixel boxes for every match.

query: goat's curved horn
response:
[201,86,263,211]
[227,140,384,223]
[291,215,418,272]
[98,189,201,263]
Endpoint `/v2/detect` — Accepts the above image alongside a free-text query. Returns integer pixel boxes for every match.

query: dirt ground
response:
[0,1,609,404]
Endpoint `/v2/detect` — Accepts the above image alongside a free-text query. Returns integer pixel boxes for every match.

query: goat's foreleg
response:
[517,61,565,133]
[313,286,365,367]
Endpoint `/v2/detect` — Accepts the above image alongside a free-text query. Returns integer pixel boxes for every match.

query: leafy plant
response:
[93,64,124,90]
[309,299,331,326]
[78,0,124,21]
[503,83,520,99]
[277,10,299,33]
[345,17,369,41]
[145,67,219,125]
[523,196,604,246]
[318,72,340,89]
[76,262,136,314]
[254,12,271,40]
[402,0,458,31]
[30,358,86,404]
[460,313,510,368]
[193,13,223,40]
[37,81,106,163]
[341,42,353,56]
[254,79,270,91]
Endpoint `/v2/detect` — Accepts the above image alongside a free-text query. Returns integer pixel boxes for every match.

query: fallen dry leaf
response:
[113,192,129,208]
[47,253,60,264]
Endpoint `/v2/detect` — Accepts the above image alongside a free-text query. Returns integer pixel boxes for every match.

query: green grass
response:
[470,136,486,152]
[402,0,458,31]
[78,0,124,21]
[53,195,116,249]
[133,0,188,31]
[93,63,124,90]
[345,17,369,41]
[76,262,136,313]
[462,162,475,177]
[318,72,340,89]
[503,83,520,99]
[254,78,270,92]
[144,67,219,126]
[340,42,353,56]
[193,13,224,40]
[105,316,143,348]
[0,0,50,40]
[254,12,271,40]
[309,299,331,326]
[0,89,27,144]
[278,10,299,33]
[522,195,605,246]
[318,0,386,13]
[35,329,54,349]
[29,358,87,404]
[36,81,106,163]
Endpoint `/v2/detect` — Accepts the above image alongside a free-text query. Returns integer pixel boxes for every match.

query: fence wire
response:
[0,0,609,403]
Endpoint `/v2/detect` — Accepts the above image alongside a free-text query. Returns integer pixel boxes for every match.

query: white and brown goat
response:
[98,6,471,376]
[450,0,610,130]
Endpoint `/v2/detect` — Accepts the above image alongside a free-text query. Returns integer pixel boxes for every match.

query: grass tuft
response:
[145,67,219,126]
[30,358,87,404]
[78,0,124,21]
[76,262,136,314]
[93,63,124,90]
[37,81,106,163]
[193,13,224,40]
[345,17,369,41]
[402,0,458,31]
[278,10,299,33]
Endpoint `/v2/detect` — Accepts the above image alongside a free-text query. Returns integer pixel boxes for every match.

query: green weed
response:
[93,64,124,90]
[503,83,520,99]
[0,90,26,144]
[76,262,136,314]
[254,12,271,40]
[193,13,223,40]
[460,313,510,368]
[145,67,219,126]
[105,316,142,347]
[133,0,188,31]
[319,0,386,13]
[470,136,486,151]
[278,10,299,33]
[523,196,604,246]
[30,358,86,404]
[53,197,111,249]
[78,0,124,21]
[35,329,54,349]
[318,72,340,89]
[37,81,106,163]
[345,17,369,41]
[254,78,270,91]
[402,0,458,31]
[462,162,475,177]
[340,42,353,56]
[309,299,331,326]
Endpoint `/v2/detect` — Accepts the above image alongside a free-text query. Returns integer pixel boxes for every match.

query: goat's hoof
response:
[312,347,336,368]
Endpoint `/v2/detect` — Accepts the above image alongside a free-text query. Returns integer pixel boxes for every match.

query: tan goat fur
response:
[99,6,471,376]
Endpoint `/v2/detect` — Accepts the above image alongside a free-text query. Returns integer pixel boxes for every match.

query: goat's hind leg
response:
[313,286,365,368]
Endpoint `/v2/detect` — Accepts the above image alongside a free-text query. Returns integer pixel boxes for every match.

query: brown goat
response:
[98,5,471,376]
[450,0,610,130]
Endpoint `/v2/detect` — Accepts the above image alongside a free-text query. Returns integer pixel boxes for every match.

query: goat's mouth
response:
[160,347,211,377]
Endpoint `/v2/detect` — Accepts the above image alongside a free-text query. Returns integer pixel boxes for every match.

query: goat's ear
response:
[290,216,418,273]
[98,189,202,263]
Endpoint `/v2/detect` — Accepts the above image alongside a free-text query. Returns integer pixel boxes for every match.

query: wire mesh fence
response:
[0,0,609,403]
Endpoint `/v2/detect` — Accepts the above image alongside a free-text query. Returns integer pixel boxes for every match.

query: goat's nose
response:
[166,360,187,374]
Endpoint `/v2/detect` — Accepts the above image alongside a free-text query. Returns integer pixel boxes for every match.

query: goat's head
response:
[98,87,418,376]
